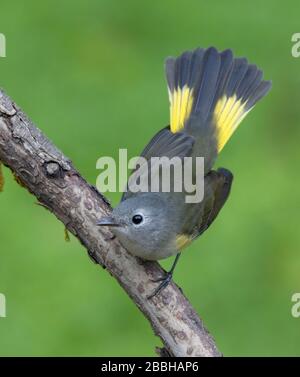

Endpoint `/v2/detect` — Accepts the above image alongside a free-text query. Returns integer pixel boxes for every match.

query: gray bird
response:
[97,46,271,298]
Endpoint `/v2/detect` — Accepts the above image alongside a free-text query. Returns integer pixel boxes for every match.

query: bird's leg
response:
[147,253,181,299]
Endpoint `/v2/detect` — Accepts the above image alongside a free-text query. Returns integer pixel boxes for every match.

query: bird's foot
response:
[147,272,173,299]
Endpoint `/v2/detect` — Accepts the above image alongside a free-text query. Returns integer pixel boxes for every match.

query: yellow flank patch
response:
[0,162,4,192]
[176,233,192,251]
[169,85,194,133]
[214,94,250,152]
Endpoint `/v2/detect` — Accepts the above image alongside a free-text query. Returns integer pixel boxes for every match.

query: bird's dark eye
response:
[132,214,143,225]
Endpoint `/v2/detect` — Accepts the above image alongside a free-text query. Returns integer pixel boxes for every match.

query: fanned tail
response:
[165,47,272,153]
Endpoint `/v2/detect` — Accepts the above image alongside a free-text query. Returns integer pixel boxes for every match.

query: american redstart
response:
[97,46,271,298]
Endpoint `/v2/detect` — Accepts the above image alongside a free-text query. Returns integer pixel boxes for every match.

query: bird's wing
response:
[139,126,194,160]
[177,168,233,249]
[197,168,233,235]
[121,127,194,201]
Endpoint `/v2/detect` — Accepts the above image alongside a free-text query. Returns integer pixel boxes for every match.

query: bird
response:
[97,46,272,298]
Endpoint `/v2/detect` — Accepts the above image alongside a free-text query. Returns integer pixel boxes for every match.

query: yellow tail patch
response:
[214,95,250,152]
[169,85,194,133]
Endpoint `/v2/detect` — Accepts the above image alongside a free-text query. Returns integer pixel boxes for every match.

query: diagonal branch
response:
[0,89,221,357]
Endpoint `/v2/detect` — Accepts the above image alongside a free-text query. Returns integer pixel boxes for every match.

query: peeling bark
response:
[0,89,221,357]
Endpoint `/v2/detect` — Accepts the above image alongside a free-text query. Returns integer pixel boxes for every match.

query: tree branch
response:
[0,89,221,357]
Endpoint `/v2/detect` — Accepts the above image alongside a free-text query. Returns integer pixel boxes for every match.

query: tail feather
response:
[165,47,272,153]
[213,49,234,104]
[194,47,221,117]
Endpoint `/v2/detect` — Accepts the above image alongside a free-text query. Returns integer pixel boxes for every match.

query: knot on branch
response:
[45,161,61,178]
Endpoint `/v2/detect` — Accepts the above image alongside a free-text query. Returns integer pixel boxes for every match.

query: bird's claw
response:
[147,272,173,299]
[150,276,168,283]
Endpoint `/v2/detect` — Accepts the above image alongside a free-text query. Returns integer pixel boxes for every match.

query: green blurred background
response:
[0,0,299,356]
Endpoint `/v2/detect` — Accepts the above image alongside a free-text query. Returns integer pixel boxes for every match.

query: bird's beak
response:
[96,216,120,227]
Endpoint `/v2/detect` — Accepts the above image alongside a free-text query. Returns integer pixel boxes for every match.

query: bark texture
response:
[0,89,221,357]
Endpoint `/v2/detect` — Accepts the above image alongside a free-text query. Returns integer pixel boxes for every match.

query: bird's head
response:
[97,194,177,260]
